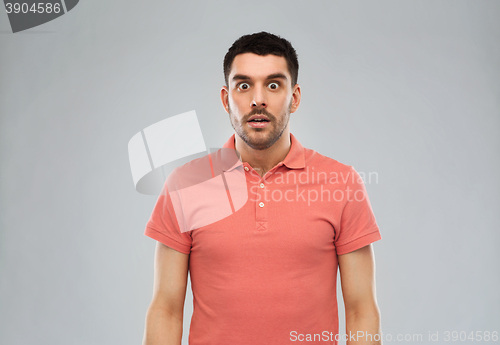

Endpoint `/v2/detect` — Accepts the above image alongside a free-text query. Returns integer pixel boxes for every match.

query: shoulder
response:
[166,152,213,191]
[166,147,238,190]
[300,146,367,190]
[303,146,354,174]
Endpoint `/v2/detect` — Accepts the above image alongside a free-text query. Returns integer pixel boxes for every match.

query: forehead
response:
[229,53,290,80]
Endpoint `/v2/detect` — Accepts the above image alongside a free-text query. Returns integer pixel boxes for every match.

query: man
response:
[142,32,382,345]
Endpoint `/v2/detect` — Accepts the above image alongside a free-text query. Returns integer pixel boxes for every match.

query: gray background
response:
[1,1,499,344]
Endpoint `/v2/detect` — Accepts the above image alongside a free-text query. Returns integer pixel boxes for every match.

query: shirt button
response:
[244,166,249,171]
[259,202,265,208]
[259,183,265,188]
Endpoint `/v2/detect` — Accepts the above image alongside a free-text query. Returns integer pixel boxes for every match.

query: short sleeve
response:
[334,166,381,255]
[144,173,193,255]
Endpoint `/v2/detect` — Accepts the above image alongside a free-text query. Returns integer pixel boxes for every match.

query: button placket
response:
[255,175,268,231]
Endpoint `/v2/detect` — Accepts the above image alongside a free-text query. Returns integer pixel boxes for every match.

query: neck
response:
[234,129,291,177]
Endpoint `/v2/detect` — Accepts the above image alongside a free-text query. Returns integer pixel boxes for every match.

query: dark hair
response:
[223,31,299,87]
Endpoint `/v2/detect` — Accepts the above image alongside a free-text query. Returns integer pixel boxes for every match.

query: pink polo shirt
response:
[145,133,381,345]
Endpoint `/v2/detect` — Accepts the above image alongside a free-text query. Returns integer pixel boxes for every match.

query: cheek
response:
[273,94,291,109]
[229,94,248,111]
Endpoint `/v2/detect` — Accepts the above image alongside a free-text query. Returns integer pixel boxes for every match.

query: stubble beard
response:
[228,100,292,151]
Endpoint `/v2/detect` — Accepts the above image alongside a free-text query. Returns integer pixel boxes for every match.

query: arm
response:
[142,242,190,345]
[338,244,382,345]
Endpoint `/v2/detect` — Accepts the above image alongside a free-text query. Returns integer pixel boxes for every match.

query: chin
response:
[245,136,276,150]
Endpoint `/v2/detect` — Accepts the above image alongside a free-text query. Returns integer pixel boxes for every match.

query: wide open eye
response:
[238,83,250,90]
[268,82,280,90]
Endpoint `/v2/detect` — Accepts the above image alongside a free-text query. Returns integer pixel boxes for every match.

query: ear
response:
[220,86,230,114]
[290,84,301,113]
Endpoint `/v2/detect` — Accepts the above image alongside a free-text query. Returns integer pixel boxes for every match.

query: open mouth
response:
[248,119,270,123]
[247,117,270,128]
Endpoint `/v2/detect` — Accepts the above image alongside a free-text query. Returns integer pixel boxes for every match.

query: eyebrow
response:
[232,73,288,82]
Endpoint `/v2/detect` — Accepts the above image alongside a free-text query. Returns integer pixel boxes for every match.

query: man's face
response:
[222,53,300,150]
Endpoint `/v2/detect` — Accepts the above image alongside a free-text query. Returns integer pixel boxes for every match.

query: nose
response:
[251,85,267,109]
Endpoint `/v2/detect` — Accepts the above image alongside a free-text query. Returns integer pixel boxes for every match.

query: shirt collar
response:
[221,132,306,172]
